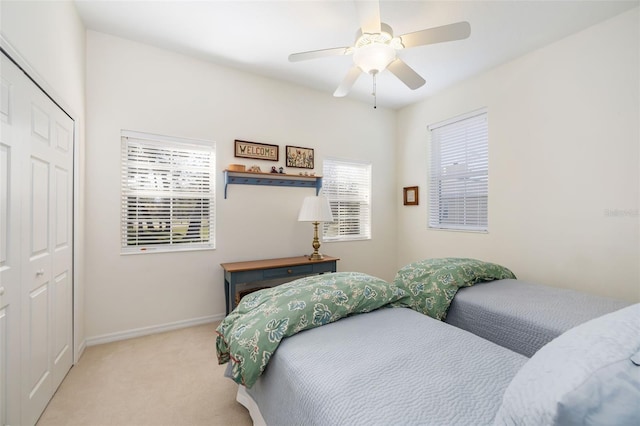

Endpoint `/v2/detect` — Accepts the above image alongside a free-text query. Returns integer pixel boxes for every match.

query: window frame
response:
[321,157,372,242]
[120,130,216,254]
[428,108,489,232]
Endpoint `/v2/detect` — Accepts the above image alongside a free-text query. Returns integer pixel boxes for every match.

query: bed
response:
[445,278,631,357]
[216,259,639,425]
[242,307,527,425]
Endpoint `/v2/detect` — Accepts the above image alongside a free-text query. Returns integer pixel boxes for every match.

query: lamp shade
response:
[298,195,334,222]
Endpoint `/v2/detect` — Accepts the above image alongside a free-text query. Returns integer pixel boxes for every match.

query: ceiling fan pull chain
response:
[372,71,377,109]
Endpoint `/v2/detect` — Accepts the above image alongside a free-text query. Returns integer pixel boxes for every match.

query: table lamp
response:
[298,195,334,260]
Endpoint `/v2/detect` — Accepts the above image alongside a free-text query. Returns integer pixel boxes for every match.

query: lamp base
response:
[308,252,324,261]
[308,221,324,261]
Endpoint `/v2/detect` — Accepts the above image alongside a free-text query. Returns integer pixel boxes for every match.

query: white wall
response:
[0,0,87,357]
[85,31,397,340]
[397,8,640,302]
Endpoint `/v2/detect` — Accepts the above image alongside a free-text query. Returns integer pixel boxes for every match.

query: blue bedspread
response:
[246,308,527,425]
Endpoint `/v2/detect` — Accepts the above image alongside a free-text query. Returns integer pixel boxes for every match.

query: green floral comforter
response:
[391,257,516,320]
[216,259,516,388]
[216,272,405,387]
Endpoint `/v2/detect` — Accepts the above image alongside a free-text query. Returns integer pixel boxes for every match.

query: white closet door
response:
[21,61,74,426]
[0,51,74,426]
[1,52,27,426]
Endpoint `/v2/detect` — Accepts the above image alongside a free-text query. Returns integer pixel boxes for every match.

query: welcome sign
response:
[234,140,279,161]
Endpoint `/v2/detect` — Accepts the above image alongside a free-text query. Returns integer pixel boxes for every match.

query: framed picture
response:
[403,186,419,206]
[286,145,314,169]
[234,140,279,161]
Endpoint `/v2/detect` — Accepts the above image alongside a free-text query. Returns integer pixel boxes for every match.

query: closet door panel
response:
[24,283,51,424]
[54,167,69,249]
[22,115,54,426]
[20,59,74,426]
[51,270,71,387]
[48,99,73,392]
[0,138,6,426]
[0,55,25,426]
[52,161,72,386]
[30,157,50,256]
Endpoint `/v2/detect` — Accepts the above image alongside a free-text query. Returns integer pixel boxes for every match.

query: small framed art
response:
[403,186,419,206]
[234,140,279,161]
[285,145,314,169]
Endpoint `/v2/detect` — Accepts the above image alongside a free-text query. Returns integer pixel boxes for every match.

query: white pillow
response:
[494,303,640,425]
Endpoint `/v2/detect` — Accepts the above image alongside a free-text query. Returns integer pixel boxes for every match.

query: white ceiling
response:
[74,0,638,110]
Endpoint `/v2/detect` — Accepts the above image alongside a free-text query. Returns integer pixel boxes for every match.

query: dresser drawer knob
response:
[287,269,292,274]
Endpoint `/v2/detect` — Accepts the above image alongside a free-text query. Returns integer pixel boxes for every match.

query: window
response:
[322,158,371,241]
[121,130,216,253]
[428,109,488,232]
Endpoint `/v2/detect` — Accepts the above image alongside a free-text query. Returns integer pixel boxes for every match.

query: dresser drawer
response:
[312,262,336,274]
[263,264,314,279]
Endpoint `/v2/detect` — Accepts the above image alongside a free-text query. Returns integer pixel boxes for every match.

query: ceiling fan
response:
[288,0,471,105]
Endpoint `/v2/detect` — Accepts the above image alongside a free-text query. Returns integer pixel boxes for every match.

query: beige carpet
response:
[37,322,253,426]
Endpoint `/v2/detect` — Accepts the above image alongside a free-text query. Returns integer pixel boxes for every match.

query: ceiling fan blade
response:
[354,0,381,34]
[333,66,362,97]
[399,21,471,49]
[288,47,351,62]
[387,59,426,90]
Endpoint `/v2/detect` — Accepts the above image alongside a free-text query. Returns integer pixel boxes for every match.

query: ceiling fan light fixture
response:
[288,1,471,100]
[353,42,396,74]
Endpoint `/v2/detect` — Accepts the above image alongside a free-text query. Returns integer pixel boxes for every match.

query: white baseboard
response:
[75,339,87,362]
[85,313,226,347]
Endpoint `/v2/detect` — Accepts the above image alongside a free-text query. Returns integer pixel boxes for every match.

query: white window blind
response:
[428,109,488,231]
[121,131,216,253]
[322,158,371,241]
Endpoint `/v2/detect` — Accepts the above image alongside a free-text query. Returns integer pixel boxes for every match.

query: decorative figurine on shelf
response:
[248,165,261,172]
[279,167,284,174]
[270,166,278,173]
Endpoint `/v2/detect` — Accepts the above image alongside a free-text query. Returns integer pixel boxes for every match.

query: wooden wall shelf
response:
[223,170,322,199]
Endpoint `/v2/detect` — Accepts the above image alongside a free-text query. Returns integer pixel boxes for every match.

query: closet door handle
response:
[36,269,45,276]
